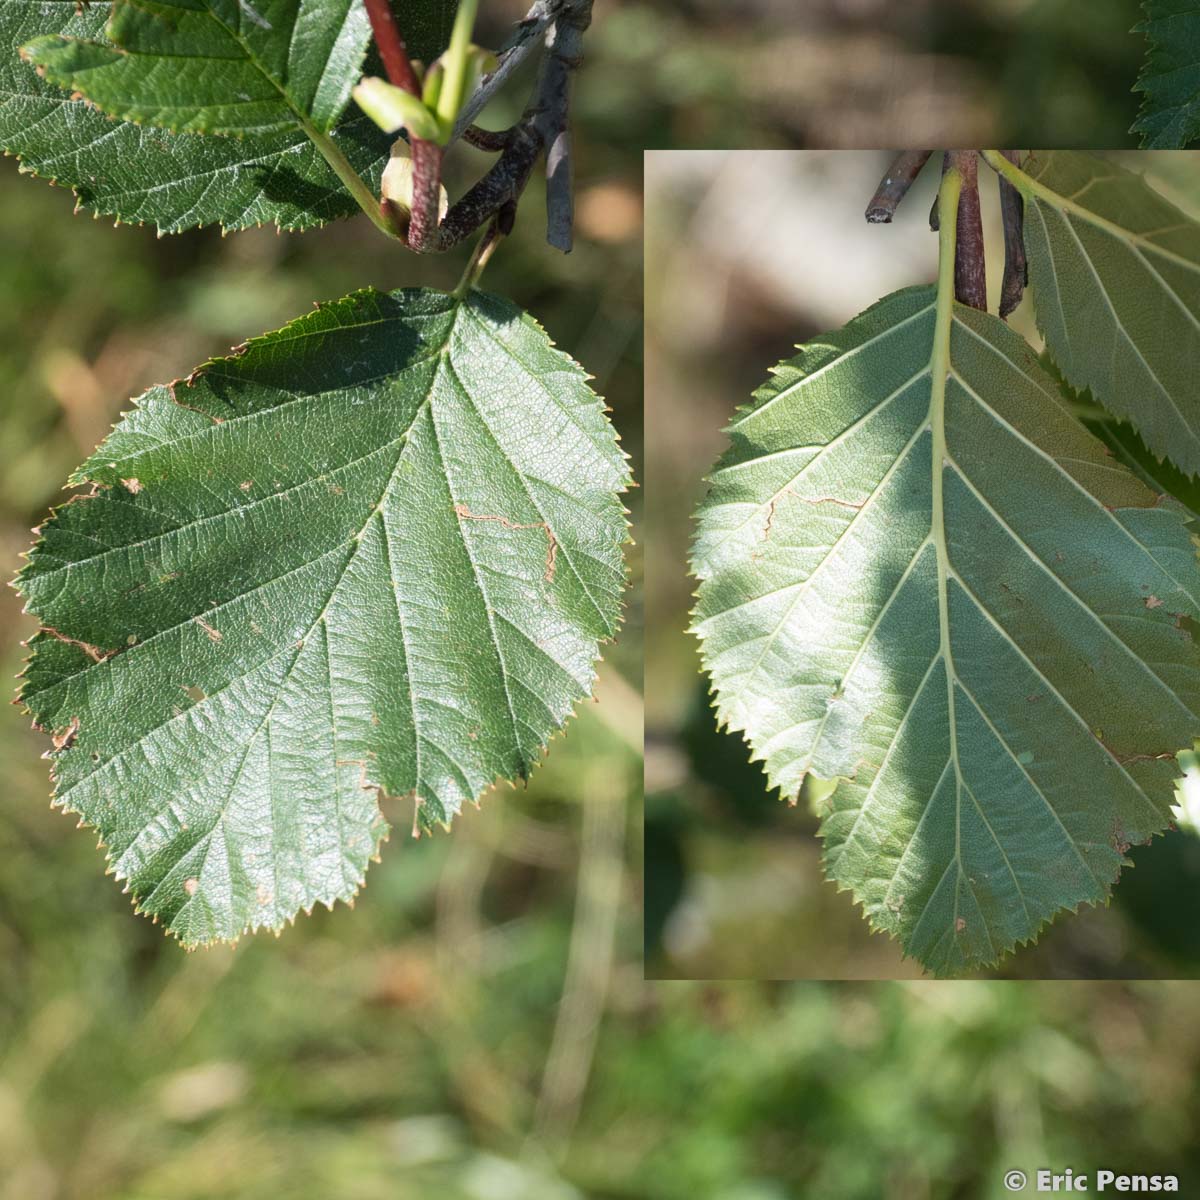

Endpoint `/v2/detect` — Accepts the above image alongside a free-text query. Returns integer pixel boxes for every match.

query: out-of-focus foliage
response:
[604,0,1150,149]
[645,149,1200,982]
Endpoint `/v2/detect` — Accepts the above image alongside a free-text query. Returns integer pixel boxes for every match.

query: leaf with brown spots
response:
[14,287,629,946]
[692,168,1200,975]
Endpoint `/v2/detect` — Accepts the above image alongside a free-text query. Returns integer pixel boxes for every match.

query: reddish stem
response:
[363,0,422,95]
[362,0,444,250]
[407,139,446,252]
[951,150,987,311]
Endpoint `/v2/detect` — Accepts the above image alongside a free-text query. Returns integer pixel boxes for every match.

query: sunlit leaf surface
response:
[16,288,630,945]
[692,279,1200,975]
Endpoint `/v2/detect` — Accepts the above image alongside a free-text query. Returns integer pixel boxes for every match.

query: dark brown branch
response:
[951,150,987,311]
[409,0,592,255]
[998,149,1028,319]
[363,0,422,95]
[462,124,515,152]
[433,126,542,251]
[534,0,591,251]
[865,151,932,224]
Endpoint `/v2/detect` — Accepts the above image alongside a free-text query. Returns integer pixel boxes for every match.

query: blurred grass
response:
[644,149,1200,983]
[4,5,1200,1197]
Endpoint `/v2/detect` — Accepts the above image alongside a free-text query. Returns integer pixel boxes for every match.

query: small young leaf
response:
[0,1,391,233]
[16,289,630,946]
[691,284,1200,975]
[993,150,1200,477]
[23,0,371,137]
[1132,0,1200,149]
[354,76,445,142]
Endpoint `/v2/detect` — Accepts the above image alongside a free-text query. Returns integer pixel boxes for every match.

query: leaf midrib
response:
[137,0,320,135]
[926,187,967,945]
[36,0,352,142]
[781,203,1182,958]
[794,316,1177,869]
[53,299,471,800]
[713,306,1199,745]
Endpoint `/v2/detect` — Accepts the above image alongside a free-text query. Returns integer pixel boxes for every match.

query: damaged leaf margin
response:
[14,286,631,947]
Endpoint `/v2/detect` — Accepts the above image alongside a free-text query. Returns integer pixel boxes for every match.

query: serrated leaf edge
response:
[11,286,633,948]
[687,265,1194,976]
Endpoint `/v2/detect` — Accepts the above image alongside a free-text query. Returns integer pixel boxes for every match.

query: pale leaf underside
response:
[692,285,1200,975]
[16,288,630,945]
[1010,150,1200,476]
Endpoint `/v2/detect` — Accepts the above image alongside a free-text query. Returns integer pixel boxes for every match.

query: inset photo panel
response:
[645,149,1200,981]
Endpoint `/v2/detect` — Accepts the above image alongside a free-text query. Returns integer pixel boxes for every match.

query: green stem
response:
[929,164,965,908]
[981,149,1026,190]
[438,0,481,127]
[984,147,1195,272]
[181,2,401,241]
[932,166,962,371]
[452,220,503,298]
[303,117,398,239]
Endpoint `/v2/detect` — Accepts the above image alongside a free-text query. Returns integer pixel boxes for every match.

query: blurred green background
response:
[644,149,1200,982]
[603,0,1155,150]
[4,3,1200,1198]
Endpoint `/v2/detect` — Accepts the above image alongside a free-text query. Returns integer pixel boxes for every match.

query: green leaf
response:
[1092,419,1200,521]
[690,276,1200,976]
[991,150,1200,478]
[15,288,630,946]
[1132,0,1200,149]
[1050,367,1200,522]
[1031,351,1200,519]
[23,0,371,137]
[353,75,445,142]
[1,1,391,233]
